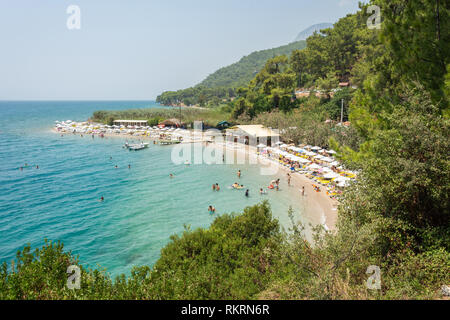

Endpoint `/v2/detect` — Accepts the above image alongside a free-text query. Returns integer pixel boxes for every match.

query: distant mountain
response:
[294,23,333,42]
[198,40,307,89]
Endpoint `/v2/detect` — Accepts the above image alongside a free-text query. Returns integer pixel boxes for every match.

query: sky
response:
[0,0,361,100]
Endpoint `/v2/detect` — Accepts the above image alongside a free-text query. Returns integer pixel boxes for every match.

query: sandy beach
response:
[210,141,339,231]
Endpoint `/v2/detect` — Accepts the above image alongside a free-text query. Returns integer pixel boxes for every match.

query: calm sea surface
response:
[0,101,309,277]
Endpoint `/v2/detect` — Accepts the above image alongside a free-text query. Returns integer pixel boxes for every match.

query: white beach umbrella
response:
[321,157,334,162]
[257,144,267,148]
[311,146,321,151]
[327,150,337,154]
[308,163,322,170]
[323,172,340,179]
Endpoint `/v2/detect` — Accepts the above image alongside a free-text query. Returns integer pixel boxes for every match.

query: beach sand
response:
[210,142,339,231]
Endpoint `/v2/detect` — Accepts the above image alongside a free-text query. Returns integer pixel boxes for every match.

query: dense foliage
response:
[91,105,233,128]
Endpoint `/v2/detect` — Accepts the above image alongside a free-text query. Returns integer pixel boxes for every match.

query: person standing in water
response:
[245,189,249,197]
[215,183,220,191]
[237,170,241,178]
[128,164,131,169]
[99,196,104,202]
[208,205,216,214]
[212,184,216,191]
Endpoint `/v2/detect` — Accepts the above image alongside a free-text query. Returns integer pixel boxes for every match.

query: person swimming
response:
[237,170,241,178]
[215,183,220,191]
[99,196,104,202]
[212,184,216,191]
[170,173,174,178]
[245,189,249,197]
[128,164,131,169]
[208,205,216,214]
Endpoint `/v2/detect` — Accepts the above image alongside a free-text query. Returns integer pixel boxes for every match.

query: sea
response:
[0,101,311,277]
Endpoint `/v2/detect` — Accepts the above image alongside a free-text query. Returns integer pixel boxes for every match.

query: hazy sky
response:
[0,0,361,100]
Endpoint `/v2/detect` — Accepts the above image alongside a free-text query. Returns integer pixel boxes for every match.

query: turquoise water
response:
[0,101,308,277]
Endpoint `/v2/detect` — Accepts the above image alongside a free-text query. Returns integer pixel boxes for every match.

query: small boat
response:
[128,142,149,151]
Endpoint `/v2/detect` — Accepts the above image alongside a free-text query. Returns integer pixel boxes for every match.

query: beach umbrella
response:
[257,144,267,148]
[297,158,310,164]
[308,163,321,170]
[305,151,316,156]
[280,144,288,148]
[330,161,339,166]
[311,146,321,151]
[321,157,334,162]
[323,172,340,179]
[275,141,283,145]
[327,150,337,154]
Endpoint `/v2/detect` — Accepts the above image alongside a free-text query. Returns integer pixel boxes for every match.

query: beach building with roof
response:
[159,118,184,128]
[113,119,148,127]
[226,124,280,146]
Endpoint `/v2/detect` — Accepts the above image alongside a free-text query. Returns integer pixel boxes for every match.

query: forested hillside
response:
[199,40,307,88]
[156,40,306,107]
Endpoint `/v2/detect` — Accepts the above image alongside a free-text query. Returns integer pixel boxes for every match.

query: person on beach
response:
[237,170,241,178]
[245,189,249,197]
[215,183,220,191]
[287,173,291,186]
[301,186,305,196]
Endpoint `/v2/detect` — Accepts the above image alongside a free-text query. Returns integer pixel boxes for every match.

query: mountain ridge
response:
[294,22,334,42]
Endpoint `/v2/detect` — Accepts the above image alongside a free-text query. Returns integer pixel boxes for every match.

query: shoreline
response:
[53,128,339,231]
[210,142,339,231]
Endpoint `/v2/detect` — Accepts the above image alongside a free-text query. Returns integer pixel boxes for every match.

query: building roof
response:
[114,119,148,123]
[227,125,279,137]
[160,118,183,126]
